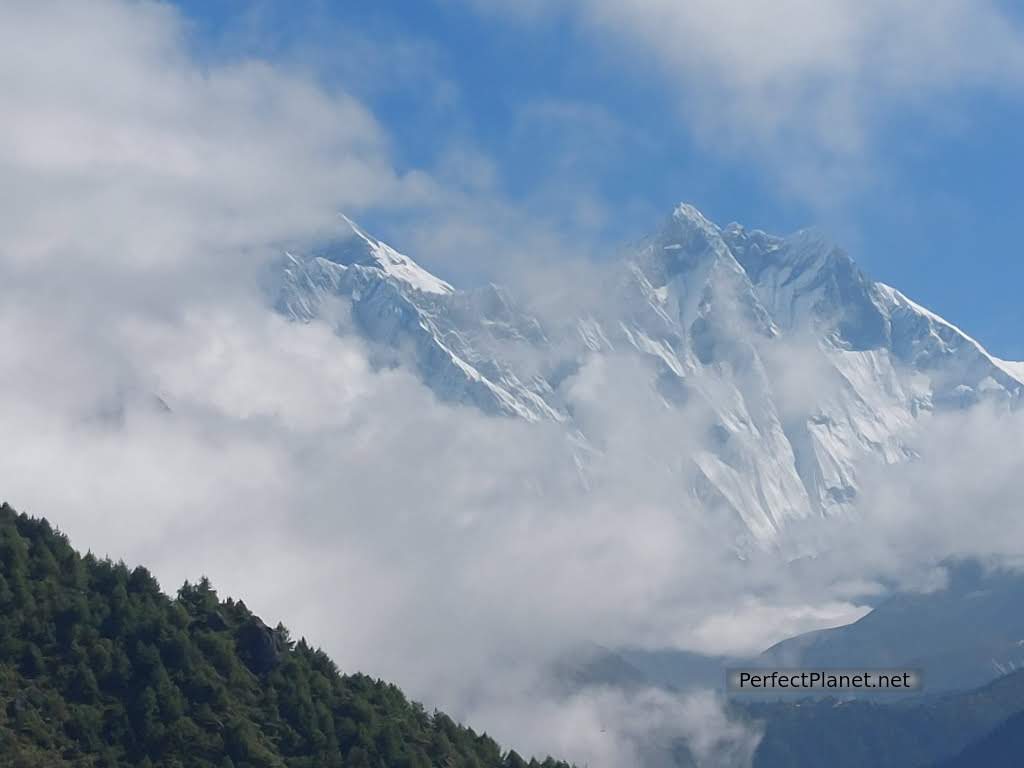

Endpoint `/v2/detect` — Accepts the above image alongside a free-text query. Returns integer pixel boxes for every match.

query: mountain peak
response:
[635,202,740,289]
[317,214,454,295]
[671,201,719,229]
[661,202,725,249]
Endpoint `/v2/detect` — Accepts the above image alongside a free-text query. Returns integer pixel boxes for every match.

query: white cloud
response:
[473,686,763,767]
[687,598,870,658]
[468,0,1024,200]
[0,0,417,280]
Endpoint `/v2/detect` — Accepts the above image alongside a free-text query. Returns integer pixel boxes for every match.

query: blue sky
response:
[173,0,1024,358]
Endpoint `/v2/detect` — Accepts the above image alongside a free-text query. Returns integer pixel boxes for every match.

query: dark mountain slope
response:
[756,561,1024,694]
[932,707,1024,767]
[744,667,1024,768]
[0,502,570,768]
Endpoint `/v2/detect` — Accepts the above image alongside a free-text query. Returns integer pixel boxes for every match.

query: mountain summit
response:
[275,204,1024,545]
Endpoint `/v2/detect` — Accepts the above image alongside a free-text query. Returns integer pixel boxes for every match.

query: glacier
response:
[273,203,1024,545]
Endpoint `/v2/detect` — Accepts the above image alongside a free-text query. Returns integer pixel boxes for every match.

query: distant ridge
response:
[276,203,1024,544]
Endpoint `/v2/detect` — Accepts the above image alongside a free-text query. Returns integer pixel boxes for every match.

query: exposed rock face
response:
[236,616,287,675]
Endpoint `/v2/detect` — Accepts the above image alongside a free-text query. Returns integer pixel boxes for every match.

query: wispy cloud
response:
[466,0,1024,202]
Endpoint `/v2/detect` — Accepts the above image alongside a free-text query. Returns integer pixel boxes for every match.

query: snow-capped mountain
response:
[276,217,563,423]
[274,204,1024,544]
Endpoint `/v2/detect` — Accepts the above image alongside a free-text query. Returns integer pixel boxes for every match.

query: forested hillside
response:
[0,503,570,768]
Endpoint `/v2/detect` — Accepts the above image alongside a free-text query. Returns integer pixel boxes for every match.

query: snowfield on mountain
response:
[275,203,1024,546]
